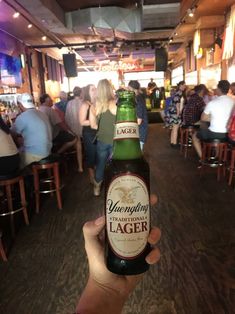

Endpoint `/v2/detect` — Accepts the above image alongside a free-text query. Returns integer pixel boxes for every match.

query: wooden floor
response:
[0,124,235,314]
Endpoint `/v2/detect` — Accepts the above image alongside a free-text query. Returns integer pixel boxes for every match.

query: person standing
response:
[89,79,116,196]
[11,93,52,168]
[128,80,148,150]
[65,86,83,172]
[147,78,157,109]
[168,80,187,147]
[79,84,97,183]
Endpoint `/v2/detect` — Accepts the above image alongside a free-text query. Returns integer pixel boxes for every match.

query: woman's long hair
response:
[96,79,115,115]
[82,84,93,103]
[0,115,10,134]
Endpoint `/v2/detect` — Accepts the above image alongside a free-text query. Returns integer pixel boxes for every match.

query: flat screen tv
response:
[0,52,22,87]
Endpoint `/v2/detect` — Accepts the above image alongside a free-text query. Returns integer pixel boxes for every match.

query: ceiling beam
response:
[31,38,171,49]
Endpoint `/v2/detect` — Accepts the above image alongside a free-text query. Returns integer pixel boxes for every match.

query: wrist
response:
[76,277,126,314]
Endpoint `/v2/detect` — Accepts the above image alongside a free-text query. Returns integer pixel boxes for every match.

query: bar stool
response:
[228,145,235,187]
[62,149,77,174]
[32,155,62,213]
[200,139,228,181]
[180,125,196,158]
[0,230,7,261]
[0,173,29,237]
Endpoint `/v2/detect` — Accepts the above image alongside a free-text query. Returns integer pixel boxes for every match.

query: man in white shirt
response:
[192,80,234,158]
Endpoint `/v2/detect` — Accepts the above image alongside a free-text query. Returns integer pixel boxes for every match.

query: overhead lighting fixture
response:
[13,12,20,18]
[175,32,178,36]
[169,38,173,43]
[42,36,47,41]
[188,8,195,18]
[28,24,32,29]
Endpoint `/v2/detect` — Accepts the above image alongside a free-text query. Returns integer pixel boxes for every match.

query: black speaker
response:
[155,48,168,72]
[62,53,77,77]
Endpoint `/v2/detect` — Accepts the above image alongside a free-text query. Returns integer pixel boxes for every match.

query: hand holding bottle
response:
[76,195,161,314]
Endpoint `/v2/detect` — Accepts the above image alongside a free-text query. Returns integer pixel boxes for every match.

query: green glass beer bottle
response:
[105,90,151,275]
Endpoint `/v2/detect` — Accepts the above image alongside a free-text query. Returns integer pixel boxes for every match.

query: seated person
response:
[182,84,207,126]
[192,80,234,158]
[11,93,52,168]
[39,94,77,154]
[0,115,20,175]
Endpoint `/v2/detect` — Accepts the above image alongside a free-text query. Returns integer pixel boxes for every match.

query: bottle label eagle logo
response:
[106,174,150,259]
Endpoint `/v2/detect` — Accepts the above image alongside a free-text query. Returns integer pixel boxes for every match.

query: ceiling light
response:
[42,36,47,41]
[13,12,20,18]
[169,39,173,43]
[175,32,178,36]
[28,24,32,29]
[188,8,195,17]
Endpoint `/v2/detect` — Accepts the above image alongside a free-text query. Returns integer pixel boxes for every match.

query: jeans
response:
[82,130,97,168]
[95,140,113,183]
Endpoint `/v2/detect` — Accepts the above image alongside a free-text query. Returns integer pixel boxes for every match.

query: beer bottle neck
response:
[112,95,142,160]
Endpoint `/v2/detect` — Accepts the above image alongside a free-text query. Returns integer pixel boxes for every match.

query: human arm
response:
[89,105,98,130]
[51,108,75,134]
[201,102,212,122]
[136,96,144,126]
[76,195,161,314]
[79,103,91,127]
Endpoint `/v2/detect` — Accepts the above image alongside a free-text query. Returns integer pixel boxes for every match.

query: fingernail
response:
[95,216,105,226]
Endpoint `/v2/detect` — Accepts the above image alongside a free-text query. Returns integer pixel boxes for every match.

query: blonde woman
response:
[89,79,117,196]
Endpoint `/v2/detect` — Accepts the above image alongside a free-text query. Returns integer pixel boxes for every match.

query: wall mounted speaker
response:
[62,53,77,77]
[155,48,168,72]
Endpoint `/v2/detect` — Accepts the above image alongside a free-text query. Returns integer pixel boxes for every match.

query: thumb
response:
[83,216,106,254]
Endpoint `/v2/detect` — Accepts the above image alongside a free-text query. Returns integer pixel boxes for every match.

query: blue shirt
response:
[12,109,52,156]
[54,100,68,113]
[136,94,148,143]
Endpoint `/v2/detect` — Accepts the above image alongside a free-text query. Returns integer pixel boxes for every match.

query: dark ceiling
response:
[56,0,181,11]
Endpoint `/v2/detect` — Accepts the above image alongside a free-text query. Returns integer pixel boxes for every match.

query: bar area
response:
[0,0,235,313]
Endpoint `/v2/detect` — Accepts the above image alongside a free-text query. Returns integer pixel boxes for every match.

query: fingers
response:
[146,227,161,265]
[145,247,161,265]
[148,227,161,245]
[150,194,158,206]
[83,216,106,252]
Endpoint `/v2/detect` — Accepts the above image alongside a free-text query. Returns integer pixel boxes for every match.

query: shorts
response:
[197,128,227,141]
[53,131,76,146]
[20,152,47,168]
[0,153,20,175]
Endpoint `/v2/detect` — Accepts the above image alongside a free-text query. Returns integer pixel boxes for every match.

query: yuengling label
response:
[106,174,150,259]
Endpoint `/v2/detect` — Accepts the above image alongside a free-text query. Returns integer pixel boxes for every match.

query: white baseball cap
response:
[17,93,34,109]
